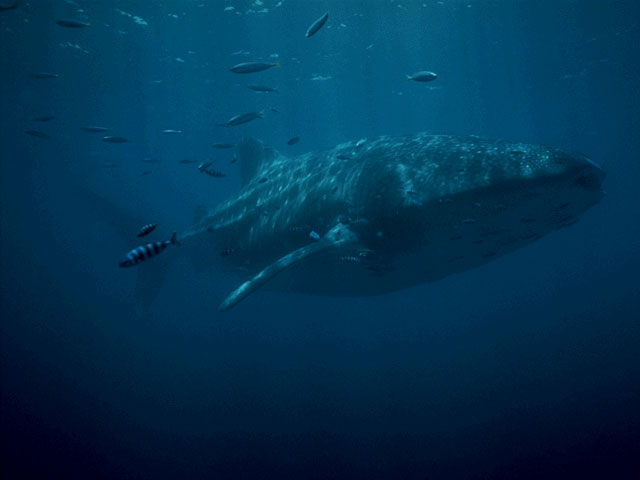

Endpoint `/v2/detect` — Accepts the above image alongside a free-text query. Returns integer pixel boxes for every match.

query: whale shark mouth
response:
[573,166,606,192]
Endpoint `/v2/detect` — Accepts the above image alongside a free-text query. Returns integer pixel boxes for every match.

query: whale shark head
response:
[345,136,604,248]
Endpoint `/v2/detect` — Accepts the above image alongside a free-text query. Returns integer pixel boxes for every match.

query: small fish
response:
[230,60,280,74]
[29,72,58,79]
[140,170,152,176]
[198,161,213,171]
[24,129,50,139]
[407,71,438,82]
[137,223,157,237]
[56,19,90,28]
[217,111,264,127]
[337,153,352,160]
[306,11,329,38]
[142,158,160,164]
[201,168,225,178]
[287,136,300,146]
[212,143,236,149]
[309,230,320,240]
[103,136,129,143]
[119,232,178,267]
[179,158,198,164]
[81,126,110,132]
[162,129,182,134]
[32,115,54,122]
[257,177,268,183]
[248,85,278,93]
[220,248,234,257]
[355,138,366,147]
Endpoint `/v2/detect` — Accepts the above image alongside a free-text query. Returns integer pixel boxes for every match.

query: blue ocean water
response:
[1,1,639,478]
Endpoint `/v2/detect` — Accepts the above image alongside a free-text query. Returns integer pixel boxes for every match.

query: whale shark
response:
[176,132,605,311]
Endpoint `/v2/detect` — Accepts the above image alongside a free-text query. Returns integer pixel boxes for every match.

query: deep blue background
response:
[1,1,639,478]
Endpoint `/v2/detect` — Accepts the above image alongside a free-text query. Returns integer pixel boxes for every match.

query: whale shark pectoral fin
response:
[219,224,357,312]
[219,240,326,312]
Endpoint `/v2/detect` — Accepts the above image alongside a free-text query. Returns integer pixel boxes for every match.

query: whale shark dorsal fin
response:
[237,138,279,185]
[219,224,357,312]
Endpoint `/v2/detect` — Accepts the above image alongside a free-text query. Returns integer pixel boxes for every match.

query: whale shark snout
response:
[550,151,605,193]
[572,159,606,193]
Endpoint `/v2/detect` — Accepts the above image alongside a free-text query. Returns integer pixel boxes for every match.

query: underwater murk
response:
[1,1,639,479]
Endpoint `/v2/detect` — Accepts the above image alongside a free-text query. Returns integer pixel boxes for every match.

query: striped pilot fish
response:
[137,223,157,237]
[119,232,178,268]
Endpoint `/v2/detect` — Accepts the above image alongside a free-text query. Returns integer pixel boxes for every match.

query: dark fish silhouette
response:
[201,168,226,178]
[217,111,264,127]
[25,129,50,139]
[306,11,329,38]
[248,85,278,93]
[102,136,129,143]
[230,60,279,74]
[82,126,110,132]
[119,233,178,267]
[32,115,55,122]
[56,19,90,28]
[0,1,18,11]
[287,136,300,145]
[407,71,438,82]
[137,224,157,237]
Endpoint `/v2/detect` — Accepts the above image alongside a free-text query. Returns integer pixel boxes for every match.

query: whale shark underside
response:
[177,133,605,311]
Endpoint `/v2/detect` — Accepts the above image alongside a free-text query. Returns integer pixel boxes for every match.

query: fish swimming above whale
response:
[168,132,605,311]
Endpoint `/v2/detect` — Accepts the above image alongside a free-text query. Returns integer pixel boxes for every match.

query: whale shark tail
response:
[63,183,172,315]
